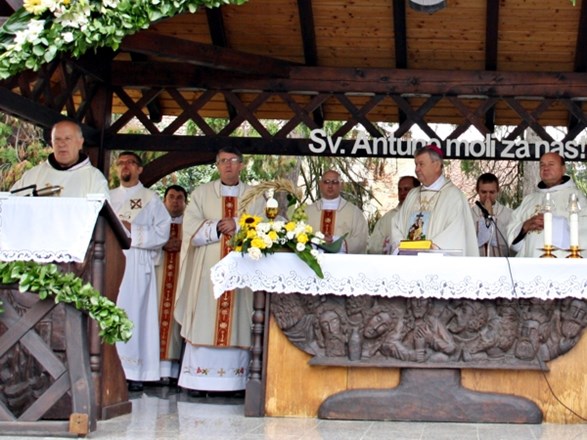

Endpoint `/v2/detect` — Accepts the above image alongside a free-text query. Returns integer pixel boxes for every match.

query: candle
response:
[543,211,553,247]
[570,212,579,247]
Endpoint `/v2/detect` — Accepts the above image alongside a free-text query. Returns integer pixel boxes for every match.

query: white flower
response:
[263,235,274,248]
[310,249,319,258]
[314,231,325,239]
[14,19,46,48]
[256,222,271,234]
[102,0,120,8]
[296,242,306,252]
[62,32,74,43]
[247,246,262,261]
[311,236,323,245]
[286,231,295,240]
[271,221,285,231]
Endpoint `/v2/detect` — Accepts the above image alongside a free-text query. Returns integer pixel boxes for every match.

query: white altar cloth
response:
[0,194,106,263]
[211,252,587,300]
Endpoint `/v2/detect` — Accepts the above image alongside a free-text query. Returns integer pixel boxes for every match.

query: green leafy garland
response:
[0,0,249,80]
[0,260,133,344]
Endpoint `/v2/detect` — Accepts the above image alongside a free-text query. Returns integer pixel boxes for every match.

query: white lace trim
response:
[211,252,587,300]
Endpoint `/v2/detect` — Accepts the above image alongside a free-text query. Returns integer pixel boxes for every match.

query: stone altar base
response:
[318,368,543,424]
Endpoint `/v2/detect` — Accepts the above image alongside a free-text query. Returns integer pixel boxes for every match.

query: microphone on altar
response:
[475,200,510,259]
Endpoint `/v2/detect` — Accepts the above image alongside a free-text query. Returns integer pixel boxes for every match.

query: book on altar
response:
[398,240,463,256]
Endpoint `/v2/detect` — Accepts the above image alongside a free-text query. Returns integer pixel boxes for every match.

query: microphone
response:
[475,201,492,219]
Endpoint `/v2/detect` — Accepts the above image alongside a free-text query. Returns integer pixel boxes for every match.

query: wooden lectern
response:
[0,196,131,436]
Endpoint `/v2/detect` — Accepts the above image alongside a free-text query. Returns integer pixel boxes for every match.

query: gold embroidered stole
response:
[159,222,181,359]
[321,209,336,237]
[214,196,237,346]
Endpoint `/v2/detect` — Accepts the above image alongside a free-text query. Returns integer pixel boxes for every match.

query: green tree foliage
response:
[0,113,47,191]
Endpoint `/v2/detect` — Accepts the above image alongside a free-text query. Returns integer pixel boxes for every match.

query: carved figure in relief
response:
[271,294,321,354]
[317,308,348,357]
[361,301,408,359]
[403,297,456,362]
[447,300,490,361]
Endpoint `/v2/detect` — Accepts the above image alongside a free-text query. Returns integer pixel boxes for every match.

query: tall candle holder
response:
[539,193,555,258]
[566,193,582,258]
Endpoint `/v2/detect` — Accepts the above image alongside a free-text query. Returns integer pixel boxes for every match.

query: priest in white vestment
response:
[174,147,265,395]
[11,120,109,199]
[391,145,479,256]
[306,170,369,254]
[156,185,188,383]
[368,176,420,254]
[471,173,513,257]
[111,152,171,392]
[508,152,587,258]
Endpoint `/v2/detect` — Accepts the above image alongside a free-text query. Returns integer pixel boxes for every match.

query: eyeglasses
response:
[116,159,139,167]
[216,157,242,165]
[322,179,340,185]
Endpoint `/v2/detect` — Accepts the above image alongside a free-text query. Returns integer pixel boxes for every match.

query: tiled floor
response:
[4,385,587,439]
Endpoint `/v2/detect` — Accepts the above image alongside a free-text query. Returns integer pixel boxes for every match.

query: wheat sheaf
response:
[239,178,302,215]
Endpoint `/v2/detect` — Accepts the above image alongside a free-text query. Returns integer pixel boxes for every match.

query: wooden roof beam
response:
[484,0,500,132]
[568,0,587,132]
[120,31,293,77]
[110,62,587,98]
[297,0,323,127]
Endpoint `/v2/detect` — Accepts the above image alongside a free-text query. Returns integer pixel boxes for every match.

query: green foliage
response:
[0,0,250,80]
[0,261,133,344]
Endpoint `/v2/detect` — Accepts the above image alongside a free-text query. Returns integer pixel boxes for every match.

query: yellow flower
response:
[285,221,296,232]
[304,224,313,233]
[251,237,267,249]
[234,245,242,252]
[239,214,261,229]
[297,233,309,244]
[268,230,278,241]
[246,229,257,239]
[24,0,47,15]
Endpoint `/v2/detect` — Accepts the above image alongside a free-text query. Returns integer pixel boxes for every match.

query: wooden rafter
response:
[296,0,324,128]
[120,31,294,77]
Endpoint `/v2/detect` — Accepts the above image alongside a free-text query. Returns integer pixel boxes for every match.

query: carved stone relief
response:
[270,293,587,369]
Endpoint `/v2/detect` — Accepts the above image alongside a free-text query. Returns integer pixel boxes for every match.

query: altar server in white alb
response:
[508,152,587,258]
[11,120,109,199]
[390,144,479,256]
[368,175,420,254]
[306,170,369,254]
[174,147,264,396]
[471,173,513,257]
[110,152,171,392]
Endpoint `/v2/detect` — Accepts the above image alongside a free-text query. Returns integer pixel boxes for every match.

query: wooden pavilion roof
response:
[1,0,587,182]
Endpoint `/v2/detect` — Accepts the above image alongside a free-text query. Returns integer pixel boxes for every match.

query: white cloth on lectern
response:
[0,196,104,262]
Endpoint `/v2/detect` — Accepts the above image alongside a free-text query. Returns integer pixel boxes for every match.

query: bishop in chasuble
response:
[174,147,265,394]
[306,169,369,254]
[391,145,479,256]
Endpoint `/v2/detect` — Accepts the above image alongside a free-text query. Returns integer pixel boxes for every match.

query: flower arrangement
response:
[232,212,326,278]
[0,0,249,80]
[231,179,343,279]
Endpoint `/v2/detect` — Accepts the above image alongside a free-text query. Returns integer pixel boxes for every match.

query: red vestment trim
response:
[321,209,336,237]
[159,222,180,359]
[215,196,236,346]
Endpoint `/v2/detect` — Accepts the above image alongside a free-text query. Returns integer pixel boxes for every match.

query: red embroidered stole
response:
[321,209,336,237]
[214,196,237,346]
[159,222,181,359]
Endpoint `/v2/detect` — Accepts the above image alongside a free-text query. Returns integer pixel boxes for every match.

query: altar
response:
[212,253,587,424]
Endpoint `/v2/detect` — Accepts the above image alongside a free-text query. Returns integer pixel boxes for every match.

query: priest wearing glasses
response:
[390,144,479,256]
